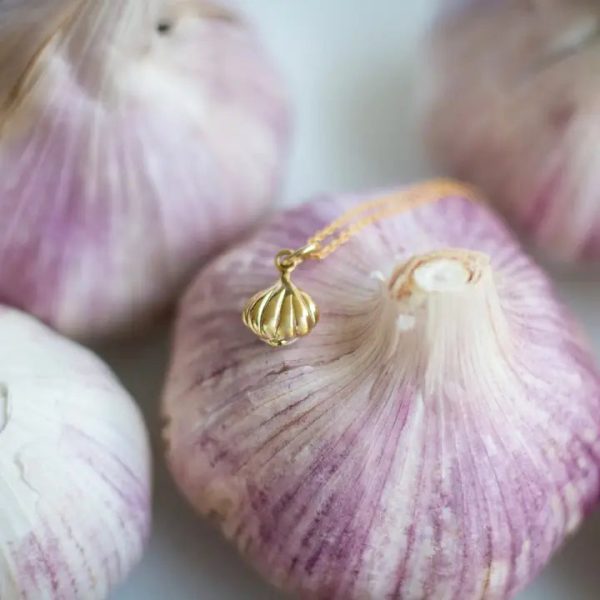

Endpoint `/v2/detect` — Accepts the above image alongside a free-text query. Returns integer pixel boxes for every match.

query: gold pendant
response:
[242,245,319,346]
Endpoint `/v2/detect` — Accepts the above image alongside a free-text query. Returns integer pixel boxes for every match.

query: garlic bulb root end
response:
[389,248,490,298]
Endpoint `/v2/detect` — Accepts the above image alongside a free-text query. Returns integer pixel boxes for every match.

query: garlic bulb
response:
[0,306,151,598]
[423,0,600,261]
[163,188,600,599]
[0,0,289,338]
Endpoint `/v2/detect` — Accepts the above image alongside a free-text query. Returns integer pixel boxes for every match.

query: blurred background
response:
[109,1,600,598]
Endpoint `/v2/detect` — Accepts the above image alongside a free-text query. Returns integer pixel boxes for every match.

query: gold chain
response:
[306,178,481,260]
[243,178,483,347]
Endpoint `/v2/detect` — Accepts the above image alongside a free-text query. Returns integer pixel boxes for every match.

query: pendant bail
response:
[275,243,320,274]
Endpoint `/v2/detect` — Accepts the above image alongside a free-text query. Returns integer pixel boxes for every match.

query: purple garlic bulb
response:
[423,0,600,262]
[163,187,600,599]
[0,0,289,338]
[0,306,151,598]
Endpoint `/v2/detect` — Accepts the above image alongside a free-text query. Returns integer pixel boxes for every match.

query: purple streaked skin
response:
[425,0,600,263]
[0,0,289,339]
[163,190,600,599]
[0,307,151,599]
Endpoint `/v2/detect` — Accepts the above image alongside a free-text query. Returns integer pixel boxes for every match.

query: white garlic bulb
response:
[0,0,289,338]
[0,306,151,598]
[163,188,600,599]
[423,0,600,262]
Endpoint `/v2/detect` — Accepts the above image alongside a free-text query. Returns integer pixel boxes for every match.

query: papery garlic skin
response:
[423,0,600,262]
[0,307,151,599]
[163,189,600,599]
[0,0,289,338]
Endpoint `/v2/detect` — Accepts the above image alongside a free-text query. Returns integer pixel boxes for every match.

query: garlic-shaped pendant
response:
[242,276,319,347]
[0,0,289,338]
[0,307,151,598]
[243,251,319,346]
[163,188,600,599]
[423,0,600,262]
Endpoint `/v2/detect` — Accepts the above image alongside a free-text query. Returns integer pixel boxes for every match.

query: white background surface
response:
[107,1,600,598]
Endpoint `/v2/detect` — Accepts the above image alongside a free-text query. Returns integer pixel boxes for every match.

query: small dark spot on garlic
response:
[156,21,173,35]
